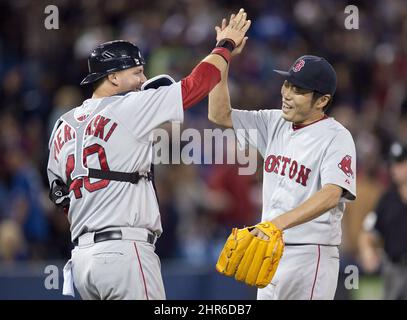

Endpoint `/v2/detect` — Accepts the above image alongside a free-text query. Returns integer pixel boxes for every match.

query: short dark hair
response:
[312,91,332,112]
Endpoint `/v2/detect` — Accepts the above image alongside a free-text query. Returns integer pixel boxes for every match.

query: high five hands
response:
[215,8,251,56]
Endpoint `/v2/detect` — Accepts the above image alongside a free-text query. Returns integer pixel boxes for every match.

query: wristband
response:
[211,47,231,64]
[216,38,236,52]
[211,38,236,63]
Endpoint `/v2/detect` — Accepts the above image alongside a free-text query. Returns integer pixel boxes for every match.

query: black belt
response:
[73,230,156,246]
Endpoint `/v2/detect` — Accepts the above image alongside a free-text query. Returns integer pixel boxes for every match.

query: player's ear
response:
[316,95,331,110]
[107,72,119,86]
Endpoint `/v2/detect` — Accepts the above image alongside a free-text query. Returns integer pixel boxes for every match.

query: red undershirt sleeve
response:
[181,62,221,110]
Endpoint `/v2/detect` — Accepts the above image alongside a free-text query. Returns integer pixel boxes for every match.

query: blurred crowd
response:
[0,0,406,285]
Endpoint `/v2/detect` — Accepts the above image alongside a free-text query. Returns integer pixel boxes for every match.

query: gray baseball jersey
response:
[231,109,356,246]
[47,83,183,241]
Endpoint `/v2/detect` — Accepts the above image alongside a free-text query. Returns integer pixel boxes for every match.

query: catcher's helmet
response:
[80,40,145,85]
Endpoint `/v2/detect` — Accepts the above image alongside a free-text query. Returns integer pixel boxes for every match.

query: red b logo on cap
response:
[292,59,305,72]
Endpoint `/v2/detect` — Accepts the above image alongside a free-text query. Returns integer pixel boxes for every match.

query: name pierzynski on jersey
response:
[51,119,260,175]
[52,115,118,162]
[264,153,312,186]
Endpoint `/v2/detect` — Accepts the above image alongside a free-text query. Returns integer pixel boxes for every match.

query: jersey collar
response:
[292,114,329,131]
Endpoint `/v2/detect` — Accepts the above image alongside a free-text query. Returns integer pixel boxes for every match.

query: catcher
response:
[211,19,356,300]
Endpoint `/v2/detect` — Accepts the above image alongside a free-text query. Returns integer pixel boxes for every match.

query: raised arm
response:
[208,16,249,128]
[181,9,251,110]
[208,64,233,128]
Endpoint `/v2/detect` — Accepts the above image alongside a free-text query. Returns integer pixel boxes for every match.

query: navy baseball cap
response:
[274,55,337,96]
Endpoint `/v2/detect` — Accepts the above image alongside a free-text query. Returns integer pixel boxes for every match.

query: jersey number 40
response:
[65,143,110,199]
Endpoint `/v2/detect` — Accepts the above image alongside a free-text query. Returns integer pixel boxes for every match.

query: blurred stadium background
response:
[0,0,406,299]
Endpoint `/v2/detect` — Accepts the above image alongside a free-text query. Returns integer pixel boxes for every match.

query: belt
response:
[73,229,156,246]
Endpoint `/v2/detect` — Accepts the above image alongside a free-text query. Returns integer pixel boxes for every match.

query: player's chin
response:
[281,111,295,122]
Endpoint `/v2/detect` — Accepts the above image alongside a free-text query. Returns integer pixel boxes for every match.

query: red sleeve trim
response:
[181,62,221,110]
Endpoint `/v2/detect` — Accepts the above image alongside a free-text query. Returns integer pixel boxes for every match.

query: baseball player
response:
[209,50,357,299]
[47,9,251,300]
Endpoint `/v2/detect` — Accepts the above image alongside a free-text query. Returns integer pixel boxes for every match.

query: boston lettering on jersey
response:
[264,154,312,186]
[53,115,118,161]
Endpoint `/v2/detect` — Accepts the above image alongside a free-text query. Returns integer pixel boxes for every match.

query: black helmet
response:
[80,40,145,85]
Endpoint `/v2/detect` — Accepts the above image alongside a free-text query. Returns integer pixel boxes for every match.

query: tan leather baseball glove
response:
[216,222,284,288]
